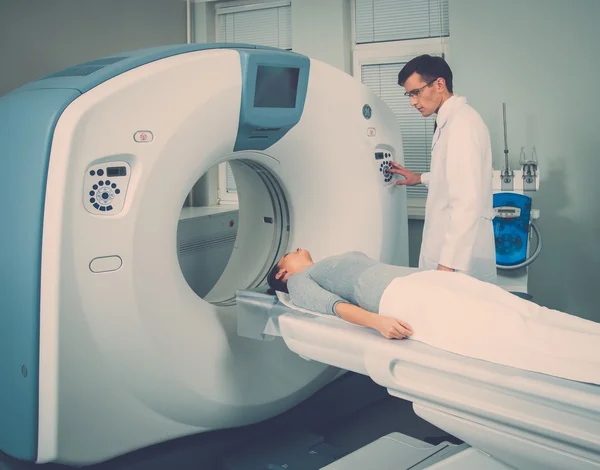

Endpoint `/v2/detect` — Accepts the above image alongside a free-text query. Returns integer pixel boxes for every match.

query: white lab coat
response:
[419,96,497,284]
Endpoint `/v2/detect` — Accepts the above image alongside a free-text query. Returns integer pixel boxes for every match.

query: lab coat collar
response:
[435,95,466,131]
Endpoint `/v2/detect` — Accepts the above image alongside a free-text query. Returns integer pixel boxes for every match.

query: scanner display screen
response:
[254,66,300,108]
[107,166,127,177]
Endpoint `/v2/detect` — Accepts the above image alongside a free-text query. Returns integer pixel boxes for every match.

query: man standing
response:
[389,55,497,284]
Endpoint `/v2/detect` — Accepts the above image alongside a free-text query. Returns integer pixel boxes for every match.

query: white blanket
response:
[379,270,600,385]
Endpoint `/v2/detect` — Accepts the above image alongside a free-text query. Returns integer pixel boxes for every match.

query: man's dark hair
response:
[397,55,453,93]
[267,263,288,295]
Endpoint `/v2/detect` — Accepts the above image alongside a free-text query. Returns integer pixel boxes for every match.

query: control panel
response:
[374,149,396,186]
[83,161,131,215]
[493,206,522,219]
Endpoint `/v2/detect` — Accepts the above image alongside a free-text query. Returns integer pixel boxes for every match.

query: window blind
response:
[216,1,292,194]
[226,165,237,193]
[361,61,437,198]
[355,0,449,44]
[216,1,292,50]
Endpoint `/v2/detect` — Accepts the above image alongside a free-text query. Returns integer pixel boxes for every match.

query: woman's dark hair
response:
[267,262,288,295]
[397,54,454,93]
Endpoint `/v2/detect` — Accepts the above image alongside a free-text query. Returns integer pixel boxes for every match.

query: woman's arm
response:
[288,273,413,340]
[335,303,413,340]
[288,273,347,316]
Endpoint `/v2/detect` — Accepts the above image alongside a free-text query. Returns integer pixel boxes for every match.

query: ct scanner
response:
[1,44,599,470]
[0,43,407,466]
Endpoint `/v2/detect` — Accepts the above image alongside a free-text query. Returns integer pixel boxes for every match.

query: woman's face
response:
[277,248,312,281]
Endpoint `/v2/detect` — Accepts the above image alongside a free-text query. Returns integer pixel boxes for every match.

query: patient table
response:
[237,289,600,470]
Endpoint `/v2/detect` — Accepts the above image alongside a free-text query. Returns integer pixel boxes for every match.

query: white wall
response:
[0,0,187,96]
[447,0,600,321]
[291,0,352,74]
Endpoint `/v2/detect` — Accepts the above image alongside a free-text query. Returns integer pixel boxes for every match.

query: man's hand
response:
[373,316,413,339]
[388,161,421,186]
[437,264,455,272]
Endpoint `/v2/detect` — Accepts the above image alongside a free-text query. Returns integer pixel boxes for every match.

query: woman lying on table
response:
[266,249,600,385]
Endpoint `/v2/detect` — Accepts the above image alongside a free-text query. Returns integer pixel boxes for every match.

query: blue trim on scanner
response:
[8,43,282,96]
[493,192,532,267]
[235,50,310,151]
[0,88,81,462]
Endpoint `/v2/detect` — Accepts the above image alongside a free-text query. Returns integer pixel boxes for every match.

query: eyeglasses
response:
[404,78,438,98]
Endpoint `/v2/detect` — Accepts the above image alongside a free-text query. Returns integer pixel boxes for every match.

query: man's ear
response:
[275,269,287,281]
[435,77,446,91]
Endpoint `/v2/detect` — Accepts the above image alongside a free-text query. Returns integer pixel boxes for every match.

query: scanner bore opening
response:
[177,159,290,307]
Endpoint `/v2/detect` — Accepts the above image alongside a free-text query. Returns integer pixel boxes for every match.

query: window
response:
[216,0,292,50]
[215,0,292,204]
[355,0,449,44]
[352,0,449,217]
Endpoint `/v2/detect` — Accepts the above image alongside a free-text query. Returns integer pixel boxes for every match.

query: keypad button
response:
[97,169,104,176]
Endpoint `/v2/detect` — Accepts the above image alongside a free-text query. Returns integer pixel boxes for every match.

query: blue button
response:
[97,169,104,176]
[115,189,121,194]
[99,181,104,186]
[89,198,95,203]
[93,203,100,209]
[111,183,117,188]
[90,170,95,176]
[101,192,109,200]
[105,180,111,185]
[89,191,94,196]
[100,206,106,211]
[93,184,98,190]
[107,206,113,211]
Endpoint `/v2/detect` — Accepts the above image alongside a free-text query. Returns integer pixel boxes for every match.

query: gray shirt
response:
[287,251,417,316]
